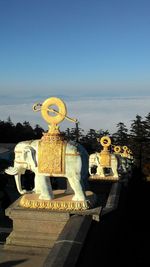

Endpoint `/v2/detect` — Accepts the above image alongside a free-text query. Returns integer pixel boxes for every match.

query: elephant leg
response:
[37,175,54,200]
[111,158,119,178]
[97,166,105,177]
[112,166,119,178]
[33,174,41,193]
[68,175,86,201]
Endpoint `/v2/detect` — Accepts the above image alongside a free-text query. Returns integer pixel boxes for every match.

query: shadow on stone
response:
[0,259,28,267]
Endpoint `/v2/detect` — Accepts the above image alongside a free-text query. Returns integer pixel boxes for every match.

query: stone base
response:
[4,190,97,254]
[4,198,70,254]
[89,174,119,181]
[19,190,96,211]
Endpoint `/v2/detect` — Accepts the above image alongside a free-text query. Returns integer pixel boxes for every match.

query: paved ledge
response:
[0,248,50,267]
[43,180,122,267]
[43,215,93,267]
[101,181,122,215]
[0,180,122,267]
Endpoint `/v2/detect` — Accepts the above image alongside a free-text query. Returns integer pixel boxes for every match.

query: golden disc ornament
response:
[114,146,121,153]
[100,136,111,147]
[41,97,67,125]
[123,146,128,151]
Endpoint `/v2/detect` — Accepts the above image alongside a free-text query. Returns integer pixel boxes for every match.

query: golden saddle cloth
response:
[38,137,67,175]
[99,151,111,167]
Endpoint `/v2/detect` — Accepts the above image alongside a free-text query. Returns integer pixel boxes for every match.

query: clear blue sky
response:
[0,0,150,132]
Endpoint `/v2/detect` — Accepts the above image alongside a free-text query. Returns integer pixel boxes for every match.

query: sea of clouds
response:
[0,96,149,134]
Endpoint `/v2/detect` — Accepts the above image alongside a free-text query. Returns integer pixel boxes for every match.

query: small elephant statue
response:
[89,152,119,179]
[113,146,134,178]
[5,139,89,201]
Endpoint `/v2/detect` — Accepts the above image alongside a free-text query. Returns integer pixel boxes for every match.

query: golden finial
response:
[114,145,121,154]
[33,97,77,134]
[99,136,111,167]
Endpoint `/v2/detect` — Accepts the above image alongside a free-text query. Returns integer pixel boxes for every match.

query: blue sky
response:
[0,0,150,133]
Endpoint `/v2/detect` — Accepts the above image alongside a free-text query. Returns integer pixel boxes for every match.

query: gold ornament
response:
[99,136,111,167]
[33,97,77,134]
[114,145,121,154]
[19,191,95,211]
[32,97,78,174]
[122,146,129,157]
[41,97,67,125]
[38,135,67,174]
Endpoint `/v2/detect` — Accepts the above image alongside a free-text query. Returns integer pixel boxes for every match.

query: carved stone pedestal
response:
[4,198,70,254]
[4,190,96,254]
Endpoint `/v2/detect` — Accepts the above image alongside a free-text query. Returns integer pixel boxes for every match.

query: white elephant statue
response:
[89,152,119,179]
[5,139,89,201]
[121,154,134,178]
[113,146,134,177]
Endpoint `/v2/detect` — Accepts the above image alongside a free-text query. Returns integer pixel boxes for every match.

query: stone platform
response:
[4,200,69,254]
[4,190,97,254]
[0,180,123,267]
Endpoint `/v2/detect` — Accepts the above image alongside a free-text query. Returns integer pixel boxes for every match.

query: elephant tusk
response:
[5,167,19,175]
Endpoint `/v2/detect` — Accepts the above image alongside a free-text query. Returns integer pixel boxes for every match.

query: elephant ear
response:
[24,146,37,167]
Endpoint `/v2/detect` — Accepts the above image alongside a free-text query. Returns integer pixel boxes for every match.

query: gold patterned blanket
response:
[99,152,111,167]
[38,139,67,175]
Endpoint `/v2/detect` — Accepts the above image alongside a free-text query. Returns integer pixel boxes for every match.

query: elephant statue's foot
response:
[25,190,36,194]
[39,194,54,200]
[32,187,41,194]
[19,190,96,211]
[19,189,28,195]
[72,195,86,202]
[113,175,119,179]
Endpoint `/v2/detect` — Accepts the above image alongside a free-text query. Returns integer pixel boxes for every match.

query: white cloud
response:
[65,96,150,133]
[0,96,149,134]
